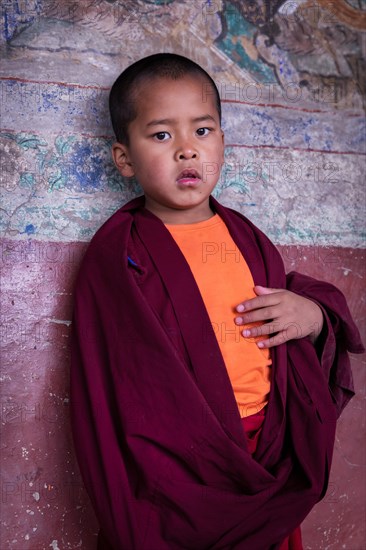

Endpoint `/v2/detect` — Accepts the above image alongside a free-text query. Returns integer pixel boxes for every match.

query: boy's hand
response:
[234,285,324,349]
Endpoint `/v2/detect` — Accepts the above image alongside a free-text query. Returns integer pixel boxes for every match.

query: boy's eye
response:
[154,131,171,141]
[196,127,210,136]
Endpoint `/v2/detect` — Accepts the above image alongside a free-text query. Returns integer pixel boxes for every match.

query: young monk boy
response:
[70,53,364,550]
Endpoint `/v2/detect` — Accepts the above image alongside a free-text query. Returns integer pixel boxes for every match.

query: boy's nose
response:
[175,146,199,161]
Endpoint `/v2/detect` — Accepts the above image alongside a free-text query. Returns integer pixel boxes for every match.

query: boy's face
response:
[112,75,224,224]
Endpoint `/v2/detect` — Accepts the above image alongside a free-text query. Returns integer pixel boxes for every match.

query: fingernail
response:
[236,305,245,312]
[235,317,243,324]
[243,329,250,337]
[257,342,264,348]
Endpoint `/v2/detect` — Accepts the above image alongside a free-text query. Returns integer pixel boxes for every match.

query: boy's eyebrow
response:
[146,114,217,127]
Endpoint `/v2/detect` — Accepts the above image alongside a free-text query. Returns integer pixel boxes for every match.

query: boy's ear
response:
[112,142,135,177]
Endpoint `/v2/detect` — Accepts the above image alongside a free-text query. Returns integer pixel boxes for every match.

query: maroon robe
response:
[70,196,364,549]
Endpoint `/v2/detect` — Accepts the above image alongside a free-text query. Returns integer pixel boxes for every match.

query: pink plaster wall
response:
[1,241,364,549]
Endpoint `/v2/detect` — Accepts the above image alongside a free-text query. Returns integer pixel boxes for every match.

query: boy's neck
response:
[144,198,216,225]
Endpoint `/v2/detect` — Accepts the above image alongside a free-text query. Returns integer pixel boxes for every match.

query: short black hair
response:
[109,53,222,145]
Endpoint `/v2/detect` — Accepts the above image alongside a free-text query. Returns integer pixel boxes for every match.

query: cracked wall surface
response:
[1,1,365,549]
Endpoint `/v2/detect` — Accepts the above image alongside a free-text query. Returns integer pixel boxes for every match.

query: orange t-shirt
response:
[165,214,271,417]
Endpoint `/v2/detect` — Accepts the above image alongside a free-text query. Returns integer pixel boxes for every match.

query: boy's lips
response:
[176,168,202,187]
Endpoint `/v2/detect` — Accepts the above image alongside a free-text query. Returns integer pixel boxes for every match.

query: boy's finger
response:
[235,306,276,325]
[242,323,280,338]
[241,323,279,338]
[235,293,281,313]
[254,285,283,295]
[256,331,288,349]
[256,323,304,348]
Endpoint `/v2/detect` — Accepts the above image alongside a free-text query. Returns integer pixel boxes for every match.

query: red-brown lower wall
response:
[1,240,364,549]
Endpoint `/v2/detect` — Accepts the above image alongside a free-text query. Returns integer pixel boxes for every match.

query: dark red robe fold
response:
[70,195,364,550]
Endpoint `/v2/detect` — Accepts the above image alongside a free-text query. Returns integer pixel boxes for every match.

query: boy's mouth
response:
[176,169,201,187]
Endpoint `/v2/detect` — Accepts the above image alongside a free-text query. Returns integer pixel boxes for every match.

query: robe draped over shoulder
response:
[70,196,364,550]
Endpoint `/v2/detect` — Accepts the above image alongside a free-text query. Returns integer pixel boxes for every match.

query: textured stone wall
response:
[1,1,365,549]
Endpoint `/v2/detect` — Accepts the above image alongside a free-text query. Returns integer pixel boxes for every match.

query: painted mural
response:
[1,0,365,245]
[1,1,365,548]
